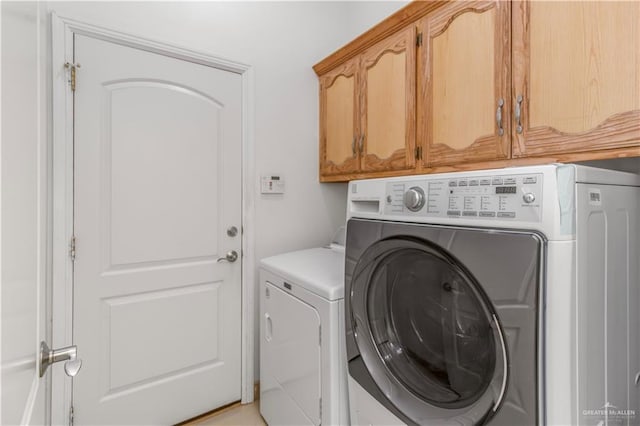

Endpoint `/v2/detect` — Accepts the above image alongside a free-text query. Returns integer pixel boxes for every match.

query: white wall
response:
[342,1,410,40]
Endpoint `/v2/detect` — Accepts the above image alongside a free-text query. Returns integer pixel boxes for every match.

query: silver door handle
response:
[217,250,238,263]
[40,341,83,377]
[358,134,365,154]
[351,137,357,157]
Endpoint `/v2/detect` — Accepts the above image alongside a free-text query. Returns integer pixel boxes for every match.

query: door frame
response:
[50,13,256,425]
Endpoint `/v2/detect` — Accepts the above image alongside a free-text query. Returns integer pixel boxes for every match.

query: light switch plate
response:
[261,175,285,194]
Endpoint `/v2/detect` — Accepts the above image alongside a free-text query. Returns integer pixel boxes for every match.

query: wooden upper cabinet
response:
[315,0,640,181]
[418,1,511,167]
[319,57,360,176]
[512,1,640,157]
[360,26,416,172]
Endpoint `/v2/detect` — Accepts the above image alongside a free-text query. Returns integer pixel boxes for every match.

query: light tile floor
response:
[187,402,266,426]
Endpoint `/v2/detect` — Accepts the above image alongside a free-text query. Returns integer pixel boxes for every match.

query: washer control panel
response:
[384,173,543,222]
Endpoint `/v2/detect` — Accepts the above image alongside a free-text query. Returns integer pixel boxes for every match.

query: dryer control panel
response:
[384,173,543,222]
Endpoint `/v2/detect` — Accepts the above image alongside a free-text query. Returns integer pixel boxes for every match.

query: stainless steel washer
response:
[344,164,640,426]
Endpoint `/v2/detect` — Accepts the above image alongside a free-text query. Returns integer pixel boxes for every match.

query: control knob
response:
[404,186,425,212]
[523,192,536,204]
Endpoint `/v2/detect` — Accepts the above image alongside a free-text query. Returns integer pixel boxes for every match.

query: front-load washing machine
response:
[344,164,639,425]
[260,243,349,426]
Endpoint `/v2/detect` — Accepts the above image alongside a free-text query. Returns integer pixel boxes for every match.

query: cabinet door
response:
[419,1,511,167]
[512,1,640,157]
[360,26,416,172]
[319,57,360,176]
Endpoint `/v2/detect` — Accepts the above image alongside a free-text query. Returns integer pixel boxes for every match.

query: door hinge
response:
[65,62,80,92]
[69,405,74,426]
[416,33,423,47]
[415,146,423,160]
[69,235,76,261]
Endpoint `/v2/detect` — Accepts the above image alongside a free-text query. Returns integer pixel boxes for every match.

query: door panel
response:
[107,82,221,266]
[73,35,242,424]
[419,1,510,167]
[320,58,360,176]
[361,26,416,172]
[512,0,640,157]
[433,9,495,150]
[365,52,406,160]
[105,283,222,390]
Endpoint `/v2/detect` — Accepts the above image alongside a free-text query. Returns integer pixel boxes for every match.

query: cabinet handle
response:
[496,98,504,136]
[351,137,357,157]
[515,95,523,134]
[358,134,365,154]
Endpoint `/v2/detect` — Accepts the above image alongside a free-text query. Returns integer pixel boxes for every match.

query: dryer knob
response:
[404,187,425,212]
[523,192,536,204]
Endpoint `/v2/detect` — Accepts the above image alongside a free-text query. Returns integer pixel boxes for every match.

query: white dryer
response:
[344,164,640,425]
[259,244,349,426]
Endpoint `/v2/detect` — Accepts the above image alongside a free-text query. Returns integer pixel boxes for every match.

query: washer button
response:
[523,193,536,204]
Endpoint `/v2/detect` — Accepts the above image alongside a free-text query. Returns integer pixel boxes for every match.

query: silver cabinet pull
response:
[217,250,238,263]
[351,137,357,157]
[227,226,238,237]
[496,98,504,136]
[40,341,82,378]
[358,134,365,154]
[515,95,523,134]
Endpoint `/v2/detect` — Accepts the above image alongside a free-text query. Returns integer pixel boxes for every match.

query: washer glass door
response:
[350,237,508,424]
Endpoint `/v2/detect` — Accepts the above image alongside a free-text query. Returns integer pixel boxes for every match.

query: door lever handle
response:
[40,341,83,377]
[217,250,238,263]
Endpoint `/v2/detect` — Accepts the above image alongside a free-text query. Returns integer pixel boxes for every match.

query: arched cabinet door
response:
[360,25,417,173]
[512,0,640,157]
[319,57,361,176]
[418,1,511,167]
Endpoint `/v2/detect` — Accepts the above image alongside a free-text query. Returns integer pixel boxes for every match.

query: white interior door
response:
[72,34,242,425]
[1,2,48,425]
